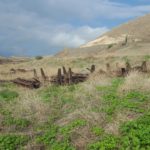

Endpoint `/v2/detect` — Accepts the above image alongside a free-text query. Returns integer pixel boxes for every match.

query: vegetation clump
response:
[35,56,43,60]
[2,116,30,129]
[0,134,28,150]
[0,89,19,101]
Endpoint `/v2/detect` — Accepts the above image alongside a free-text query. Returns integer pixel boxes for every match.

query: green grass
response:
[40,85,80,114]
[120,113,150,150]
[96,78,149,118]
[60,119,87,135]
[0,134,28,150]
[88,114,150,150]
[144,55,150,61]
[41,85,78,102]
[36,124,76,150]
[36,119,86,150]
[2,116,30,130]
[88,134,119,150]
[91,126,104,136]
[0,89,19,102]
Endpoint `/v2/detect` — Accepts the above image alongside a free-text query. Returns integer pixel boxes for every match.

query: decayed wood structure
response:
[0,78,41,89]
[50,66,89,85]
[12,78,41,89]
[87,65,96,73]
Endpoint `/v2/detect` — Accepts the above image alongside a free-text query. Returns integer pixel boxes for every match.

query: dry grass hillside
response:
[56,14,150,57]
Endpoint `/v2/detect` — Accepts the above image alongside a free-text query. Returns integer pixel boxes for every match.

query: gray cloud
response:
[0,0,150,56]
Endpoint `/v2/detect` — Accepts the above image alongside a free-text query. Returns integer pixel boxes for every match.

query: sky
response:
[0,0,150,57]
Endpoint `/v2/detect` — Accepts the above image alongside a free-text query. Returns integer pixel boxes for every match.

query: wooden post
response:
[62,66,67,75]
[106,63,111,74]
[68,68,73,84]
[141,61,147,72]
[126,62,131,72]
[33,69,38,79]
[91,65,95,73]
[121,68,127,77]
[40,68,47,81]
[57,68,62,85]
[63,67,68,84]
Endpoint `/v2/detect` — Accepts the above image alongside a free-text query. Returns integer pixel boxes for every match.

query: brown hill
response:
[56,14,150,57]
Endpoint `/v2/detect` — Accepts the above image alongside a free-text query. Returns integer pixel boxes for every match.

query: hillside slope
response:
[56,14,150,57]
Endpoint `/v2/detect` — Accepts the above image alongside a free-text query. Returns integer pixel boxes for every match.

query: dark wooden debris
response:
[57,68,63,85]
[40,68,47,81]
[87,65,96,73]
[51,66,88,85]
[10,68,34,73]
[33,69,38,79]
[12,78,41,89]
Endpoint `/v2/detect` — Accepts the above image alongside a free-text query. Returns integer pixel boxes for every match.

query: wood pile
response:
[50,67,89,85]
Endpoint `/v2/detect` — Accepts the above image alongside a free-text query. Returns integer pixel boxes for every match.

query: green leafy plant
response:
[60,119,87,135]
[36,124,76,150]
[0,89,19,101]
[50,140,75,150]
[0,134,28,150]
[91,126,104,136]
[36,125,58,145]
[120,114,150,149]
[88,134,118,150]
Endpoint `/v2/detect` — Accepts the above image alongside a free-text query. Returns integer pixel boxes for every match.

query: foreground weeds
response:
[0,71,150,149]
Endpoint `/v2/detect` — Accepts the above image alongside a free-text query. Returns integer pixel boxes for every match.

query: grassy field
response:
[0,56,150,150]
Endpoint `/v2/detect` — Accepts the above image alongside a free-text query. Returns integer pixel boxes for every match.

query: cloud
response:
[51,26,108,47]
[0,0,150,56]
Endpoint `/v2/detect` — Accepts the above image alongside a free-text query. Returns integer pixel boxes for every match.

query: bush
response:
[35,56,43,60]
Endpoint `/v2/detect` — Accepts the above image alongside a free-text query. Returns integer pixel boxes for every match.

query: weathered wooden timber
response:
[12,78,41,89]
[50,66,89,85]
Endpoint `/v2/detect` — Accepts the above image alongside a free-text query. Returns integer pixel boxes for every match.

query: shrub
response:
[108,44,113,49]
[35,56,43,60]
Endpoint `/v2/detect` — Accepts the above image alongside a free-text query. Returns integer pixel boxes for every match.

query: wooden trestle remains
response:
[0,61,148,89]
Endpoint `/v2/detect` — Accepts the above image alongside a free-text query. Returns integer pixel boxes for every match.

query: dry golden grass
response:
[119,71,150,93]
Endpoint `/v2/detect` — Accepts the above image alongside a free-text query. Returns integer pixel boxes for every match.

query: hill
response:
[56,14,150,57]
